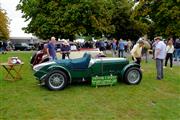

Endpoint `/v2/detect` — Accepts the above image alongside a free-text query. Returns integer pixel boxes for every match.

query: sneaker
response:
[163,66,166,69]
[170,68,173,70]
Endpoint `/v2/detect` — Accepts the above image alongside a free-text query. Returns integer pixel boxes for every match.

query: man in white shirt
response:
[154,36,166,80]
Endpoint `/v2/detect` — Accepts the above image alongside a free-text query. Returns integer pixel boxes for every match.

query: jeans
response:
[156,59,164,79]
[174,48,180,60]
[112,49,117,57]
[118,50,124,57]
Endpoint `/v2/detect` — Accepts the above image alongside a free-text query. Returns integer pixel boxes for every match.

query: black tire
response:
[45,70,68,90]
[124,67,142,85]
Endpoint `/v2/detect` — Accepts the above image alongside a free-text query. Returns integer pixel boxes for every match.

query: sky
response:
[0,0,33,37]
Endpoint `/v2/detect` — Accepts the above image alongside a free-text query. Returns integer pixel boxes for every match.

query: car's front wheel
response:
[124,67,142,85]
[45,70,68,90]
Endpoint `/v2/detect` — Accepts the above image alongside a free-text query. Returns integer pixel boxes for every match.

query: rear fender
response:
[121,63,140,78]
[48,65,72,83]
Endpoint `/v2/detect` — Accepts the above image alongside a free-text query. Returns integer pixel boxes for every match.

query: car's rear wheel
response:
[124,67,142,85]
[45,70,68,90]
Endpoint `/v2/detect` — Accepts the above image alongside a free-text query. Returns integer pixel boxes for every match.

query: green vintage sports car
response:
[33,53,142,90]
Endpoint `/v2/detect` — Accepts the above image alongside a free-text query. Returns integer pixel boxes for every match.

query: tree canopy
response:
[132,0,180,38]
[17,0,116,40]
[16,0,180,40]
[0,8,9,40]
[17,0,142,40]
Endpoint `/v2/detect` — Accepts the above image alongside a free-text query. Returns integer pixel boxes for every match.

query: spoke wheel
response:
[45,70,68,90]
[124,67,142,85]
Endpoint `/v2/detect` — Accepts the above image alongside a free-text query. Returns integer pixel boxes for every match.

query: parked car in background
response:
[14,43,31,51]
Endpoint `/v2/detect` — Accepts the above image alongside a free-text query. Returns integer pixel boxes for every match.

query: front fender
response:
[48,65,72,83]
[121,62,140,78]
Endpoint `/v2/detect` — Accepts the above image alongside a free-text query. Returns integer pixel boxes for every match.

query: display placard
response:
[92,75,117,87]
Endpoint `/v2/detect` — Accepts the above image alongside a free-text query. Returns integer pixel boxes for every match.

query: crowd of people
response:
[1,36,180,80]
[90,36,180,80]
[0,41,14,54]
[40,37,71,60]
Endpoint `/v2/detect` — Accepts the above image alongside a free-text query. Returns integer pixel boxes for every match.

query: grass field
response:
[0,51,180,120]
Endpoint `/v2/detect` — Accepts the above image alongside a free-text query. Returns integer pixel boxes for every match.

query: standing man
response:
[47,36,57,60]
[174,39,180,61]
[154,36,166,80]
[127,39,133,53]
[142,39,151,63]
[118,38,125,57]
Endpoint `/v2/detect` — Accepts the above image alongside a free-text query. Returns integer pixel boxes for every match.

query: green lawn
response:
[0,52,180,120]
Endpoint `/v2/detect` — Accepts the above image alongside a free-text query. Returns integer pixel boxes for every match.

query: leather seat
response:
[70,53,91,69]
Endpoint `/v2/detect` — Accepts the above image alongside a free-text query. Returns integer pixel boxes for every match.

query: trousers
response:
[165,53,173,67]
[156,59,164,79]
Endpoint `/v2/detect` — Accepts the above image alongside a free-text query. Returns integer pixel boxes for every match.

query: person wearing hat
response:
[154,36,166,80]
[130,39,144,67]
[61,40,70,59]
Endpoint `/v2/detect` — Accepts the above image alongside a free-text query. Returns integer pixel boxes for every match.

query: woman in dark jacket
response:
[61,41,70,59]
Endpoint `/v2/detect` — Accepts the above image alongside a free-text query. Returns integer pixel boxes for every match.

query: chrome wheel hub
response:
[49,73,64,88]
[127,70,140,84]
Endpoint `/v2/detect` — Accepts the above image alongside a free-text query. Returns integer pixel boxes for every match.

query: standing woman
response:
[164,38,174,69]
[130,39,144,66]
[111,38,117,57]
[61,40,70,59]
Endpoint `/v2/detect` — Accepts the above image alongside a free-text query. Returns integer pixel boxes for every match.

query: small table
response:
[0,62,24,81]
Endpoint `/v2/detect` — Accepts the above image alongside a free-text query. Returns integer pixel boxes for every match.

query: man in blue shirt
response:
[118,38,125,57]
[174,39,180,61]
[47,37,57,60]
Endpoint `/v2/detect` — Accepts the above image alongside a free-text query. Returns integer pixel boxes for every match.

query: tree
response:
[0,8,9,40]
[132,0,180,38]
[17,0,151,41]
[17,0,115,40]
[111,0,132,39]
[108,0,147,41]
